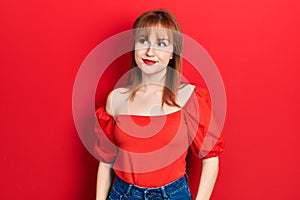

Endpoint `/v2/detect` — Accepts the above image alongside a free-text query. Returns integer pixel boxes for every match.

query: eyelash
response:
[138,39,168,47]
[157,42,167,47]
[139,39,148,44]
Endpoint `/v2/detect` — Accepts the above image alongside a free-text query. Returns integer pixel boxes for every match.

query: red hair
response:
[128,10,183,107]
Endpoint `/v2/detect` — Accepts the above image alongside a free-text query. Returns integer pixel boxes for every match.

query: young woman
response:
[94,10,224,200]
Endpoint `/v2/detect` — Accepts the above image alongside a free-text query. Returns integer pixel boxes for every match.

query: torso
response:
[108,83,196,116]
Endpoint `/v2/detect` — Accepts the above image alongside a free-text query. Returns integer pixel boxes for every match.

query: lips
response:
[143,59,157,65]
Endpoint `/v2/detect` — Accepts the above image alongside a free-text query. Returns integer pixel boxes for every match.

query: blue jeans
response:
[107,174,192,200]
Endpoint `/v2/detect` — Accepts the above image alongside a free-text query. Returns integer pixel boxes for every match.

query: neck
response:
[140,68,167,87]
[132,71,165,94]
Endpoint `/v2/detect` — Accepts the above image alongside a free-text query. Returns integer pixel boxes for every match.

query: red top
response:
[94,86,224,187]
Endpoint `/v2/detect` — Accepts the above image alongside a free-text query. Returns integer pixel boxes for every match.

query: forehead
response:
[135,26,172,40]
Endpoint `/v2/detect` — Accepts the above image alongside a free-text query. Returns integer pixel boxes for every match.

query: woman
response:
[94,10,224,200]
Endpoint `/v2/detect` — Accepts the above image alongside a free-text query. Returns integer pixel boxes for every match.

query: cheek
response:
[134,50,139,60]
[134,50,143,66]
[156,46,173,60]
[157,51,173,62]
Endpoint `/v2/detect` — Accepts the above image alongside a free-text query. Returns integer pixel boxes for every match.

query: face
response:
[134,27,174,76]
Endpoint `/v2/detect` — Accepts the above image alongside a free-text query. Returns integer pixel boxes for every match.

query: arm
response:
[195,156,219,200]
[96,89,119,200]
[96,161,114,200]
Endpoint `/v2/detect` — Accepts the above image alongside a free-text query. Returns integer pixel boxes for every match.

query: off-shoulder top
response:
[94,86,224,187]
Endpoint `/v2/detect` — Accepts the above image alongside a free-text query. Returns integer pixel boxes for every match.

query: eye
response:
[138,38,148,45]
[157,41,167,47]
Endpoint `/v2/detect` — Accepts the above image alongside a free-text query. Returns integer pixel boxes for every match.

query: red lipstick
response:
[143,59,157,65]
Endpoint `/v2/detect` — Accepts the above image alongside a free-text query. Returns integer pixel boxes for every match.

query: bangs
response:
[136,16,174,29]
[133,11,179,42]
[134,26,173,43]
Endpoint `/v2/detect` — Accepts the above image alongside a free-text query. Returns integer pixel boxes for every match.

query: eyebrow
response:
[157,38,170,41]
[137,34,147,38]
[136,35,170,42]
[137,34,169,38]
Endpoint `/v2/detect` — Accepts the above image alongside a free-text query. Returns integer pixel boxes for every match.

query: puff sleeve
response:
[183,86,224,159]
[94,107,118,163]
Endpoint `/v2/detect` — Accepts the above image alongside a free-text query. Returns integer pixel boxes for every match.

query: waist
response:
[113,174,189,199]
[112,152,188,187]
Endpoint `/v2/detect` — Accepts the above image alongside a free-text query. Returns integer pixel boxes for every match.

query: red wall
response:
[1,0,300,199]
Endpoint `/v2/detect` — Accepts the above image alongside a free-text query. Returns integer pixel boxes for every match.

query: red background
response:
[1,0,300,199]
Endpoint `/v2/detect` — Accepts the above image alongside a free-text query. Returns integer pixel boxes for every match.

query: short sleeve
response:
[183,86,224,159]
[94,107,118,163]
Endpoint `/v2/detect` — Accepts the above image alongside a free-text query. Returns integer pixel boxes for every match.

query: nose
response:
[146,45,155,57]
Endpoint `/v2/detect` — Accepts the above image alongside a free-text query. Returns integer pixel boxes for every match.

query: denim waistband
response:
[113,174,189,199]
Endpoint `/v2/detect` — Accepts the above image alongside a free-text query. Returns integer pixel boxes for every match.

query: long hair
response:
[128,10,183,107]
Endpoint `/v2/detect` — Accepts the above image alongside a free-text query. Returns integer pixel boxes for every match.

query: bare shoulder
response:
[177,83,196,107]
[178,83,196,92]
[105,87,131,116]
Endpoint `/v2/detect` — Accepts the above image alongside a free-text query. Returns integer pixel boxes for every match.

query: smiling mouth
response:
[143,59,157,65]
